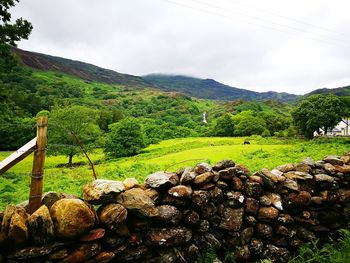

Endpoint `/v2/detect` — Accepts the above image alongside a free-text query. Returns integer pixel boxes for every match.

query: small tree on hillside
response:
[48,106,102,165]
[292,95,342,138]
[104,117,146,158]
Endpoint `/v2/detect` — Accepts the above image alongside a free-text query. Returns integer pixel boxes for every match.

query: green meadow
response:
[0,136,349,211]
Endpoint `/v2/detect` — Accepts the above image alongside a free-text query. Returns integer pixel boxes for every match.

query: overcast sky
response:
[12,0,350,94]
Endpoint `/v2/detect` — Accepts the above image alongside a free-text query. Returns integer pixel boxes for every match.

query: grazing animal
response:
[244,140,250,145]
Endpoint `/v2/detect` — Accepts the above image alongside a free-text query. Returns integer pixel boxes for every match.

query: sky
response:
[11,0,350,95]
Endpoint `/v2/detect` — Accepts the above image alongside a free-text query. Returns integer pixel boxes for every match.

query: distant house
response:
[314,118,349,136]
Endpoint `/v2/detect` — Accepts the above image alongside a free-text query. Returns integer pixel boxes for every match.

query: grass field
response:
[0,136,349,211]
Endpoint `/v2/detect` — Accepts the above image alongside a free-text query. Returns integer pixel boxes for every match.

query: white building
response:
[315,118,349,136]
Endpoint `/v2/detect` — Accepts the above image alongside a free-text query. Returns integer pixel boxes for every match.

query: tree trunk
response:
[68,154,73,166]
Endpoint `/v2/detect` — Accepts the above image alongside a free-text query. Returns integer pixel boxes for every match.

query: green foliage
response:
[104,117,146,158]
[212,113,235,137]
[232,111,267,136]
[36,110,50,117]
[290,229,350,263]
[48,106,102,165]
[292,95,343,138]
[0,117,35,150]
[0,0,32,69]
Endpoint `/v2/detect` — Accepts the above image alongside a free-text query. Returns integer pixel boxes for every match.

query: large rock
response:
[219,207,244,231]
[98,203,127,231]
[8,210,28,245]
[123,178,139,190]
[324,155,343,166]
[145,172,178,190]
[156,205,182,225]
[116,188,159,217]
[314,173,335,182]
[212,159,235,171]
[50,199,96,239]
[1,204,16,235]
[27,205,54,245]
[83,179,125,204]
[146,227,192,247]
[193,172,214,185]
[284,171,313,181]
[180,167,196,184]
[258,207,279,222]
[194,162,211,174]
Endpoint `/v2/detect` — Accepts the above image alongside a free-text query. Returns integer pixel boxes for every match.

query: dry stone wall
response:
[1,153,350,262]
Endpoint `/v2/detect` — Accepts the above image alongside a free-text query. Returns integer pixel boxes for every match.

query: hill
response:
[307,85,350,96]
[142,74,299,102]
[12,48,150,87]
[13,48,299,102]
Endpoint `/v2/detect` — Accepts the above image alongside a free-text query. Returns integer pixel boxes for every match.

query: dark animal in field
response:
[244,140,250,145]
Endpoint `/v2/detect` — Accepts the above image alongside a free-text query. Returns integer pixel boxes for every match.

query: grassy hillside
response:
[13,48,150,87]
[143,74,299,102]
[1,136,349,210]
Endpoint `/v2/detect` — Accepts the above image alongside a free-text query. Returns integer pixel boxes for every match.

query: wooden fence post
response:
[28,116,48,214]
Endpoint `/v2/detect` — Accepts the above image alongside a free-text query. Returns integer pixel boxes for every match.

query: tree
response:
[0,0,33,68]
[104,117,146,158]
[48,106,102,165]
[258,112,291,135]
[213,113,235,137]
[292,95,343,139]
[232,111,268,136]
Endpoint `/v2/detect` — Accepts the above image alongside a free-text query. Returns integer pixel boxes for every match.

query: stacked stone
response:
[0,153,350,263]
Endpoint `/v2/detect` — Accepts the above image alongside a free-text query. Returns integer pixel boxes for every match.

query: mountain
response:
[306,86,350,97]
[12,48,150,87]
[142,74,299,102]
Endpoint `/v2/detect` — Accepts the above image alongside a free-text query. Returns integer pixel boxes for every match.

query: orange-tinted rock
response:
[117,188,159,218]
[335,165,350,174]
[27,205,54,245]
[8,211,28,245]
[1,204,16,235]
[123,178,139,190]
[193,172,214,185]
[285,191,311,207]
[258,207,279,222]
[98,203,127,231]
[50,199,95,239]
[168,185,192,198]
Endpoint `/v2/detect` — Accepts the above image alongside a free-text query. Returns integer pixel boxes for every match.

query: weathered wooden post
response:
[28,115,48,214]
